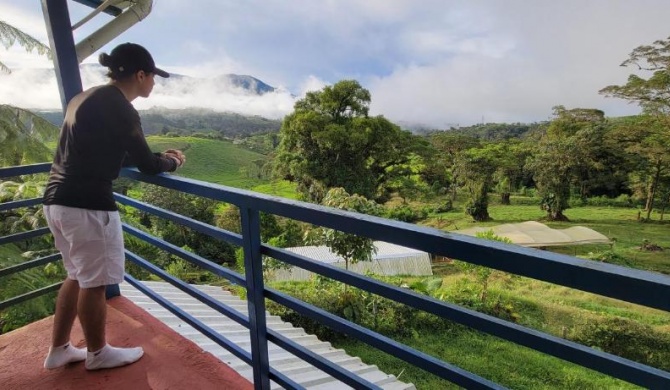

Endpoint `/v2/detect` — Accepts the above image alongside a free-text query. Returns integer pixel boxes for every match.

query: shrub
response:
[384,205,428,223]
[433,199,453,213]
[572,317,670,371]
[265,277,424,341]
[569,195,637,208]
[581,250,633,267]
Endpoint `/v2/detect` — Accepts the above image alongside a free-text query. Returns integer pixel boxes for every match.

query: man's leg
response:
[79,285,143,370]
[78,285,107,351]
[44,278,87,369]
[51,278,80,347]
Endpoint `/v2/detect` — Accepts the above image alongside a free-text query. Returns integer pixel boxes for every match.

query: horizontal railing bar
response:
[0,227,51,246]
[118,169,670,312]
[0,198,42,212]
[0,163,51,178]
[265,288,503,390]
[114,193,244,247]
[0,253,61,278]
[123,224,246,286]
[263,245,670,389]
[124,253,302,390]
[0,282,62,310]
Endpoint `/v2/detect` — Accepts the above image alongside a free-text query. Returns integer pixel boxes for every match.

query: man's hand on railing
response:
[162,149,186,169]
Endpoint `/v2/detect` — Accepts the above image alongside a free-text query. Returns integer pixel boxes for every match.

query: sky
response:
[1,0,669,128]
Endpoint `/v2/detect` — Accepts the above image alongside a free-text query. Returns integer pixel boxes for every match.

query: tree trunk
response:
[500,192,510,205]
[548,210,570,221]
[645,161,662,220]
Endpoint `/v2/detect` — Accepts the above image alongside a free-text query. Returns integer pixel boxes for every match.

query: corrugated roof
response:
[285,241,427,264]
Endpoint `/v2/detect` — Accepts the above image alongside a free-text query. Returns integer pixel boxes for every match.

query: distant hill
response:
[213,74,275,95]
[33,107,282,138]
[430,122,549,141]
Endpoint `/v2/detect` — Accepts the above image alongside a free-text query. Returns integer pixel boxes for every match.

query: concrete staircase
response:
[120,281,415,390]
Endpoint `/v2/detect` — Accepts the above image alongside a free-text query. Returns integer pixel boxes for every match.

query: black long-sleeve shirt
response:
[43,85,177,211]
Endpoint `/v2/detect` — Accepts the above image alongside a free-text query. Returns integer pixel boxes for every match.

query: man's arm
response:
[120,110,179,174]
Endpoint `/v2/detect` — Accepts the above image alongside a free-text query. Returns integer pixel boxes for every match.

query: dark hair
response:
[98,43,169,80]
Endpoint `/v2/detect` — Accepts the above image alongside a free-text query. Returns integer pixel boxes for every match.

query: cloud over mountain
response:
[0,64,298,120]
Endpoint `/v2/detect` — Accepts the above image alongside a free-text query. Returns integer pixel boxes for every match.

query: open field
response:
[146,136,268,188]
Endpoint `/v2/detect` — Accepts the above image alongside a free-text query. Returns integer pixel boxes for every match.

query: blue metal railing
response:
[2,162,670,389]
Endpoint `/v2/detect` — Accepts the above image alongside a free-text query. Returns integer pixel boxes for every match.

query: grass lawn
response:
[335,330,637,390]
[251,180,299,199]
[425,202,670,275]
[146,135,268,188]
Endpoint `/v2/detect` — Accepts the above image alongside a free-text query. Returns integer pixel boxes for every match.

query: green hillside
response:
[146,136,268,188]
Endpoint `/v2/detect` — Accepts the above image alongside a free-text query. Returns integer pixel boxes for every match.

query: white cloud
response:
[296,75,328,97]
[2,1,670,127]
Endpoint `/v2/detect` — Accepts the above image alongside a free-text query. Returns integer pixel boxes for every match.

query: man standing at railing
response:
[41,43,185,370]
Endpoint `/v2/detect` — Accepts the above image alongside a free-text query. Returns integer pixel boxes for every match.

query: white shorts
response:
[43,204,125,288]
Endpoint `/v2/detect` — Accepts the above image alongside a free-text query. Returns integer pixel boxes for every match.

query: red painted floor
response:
[0,296,253,390]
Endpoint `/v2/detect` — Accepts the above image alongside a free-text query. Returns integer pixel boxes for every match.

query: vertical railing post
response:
[240,207,271,390]
[41,0,83,111]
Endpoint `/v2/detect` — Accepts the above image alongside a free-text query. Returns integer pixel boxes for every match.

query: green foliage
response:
[600,35,670,115]
[267,276,423,341]
[406,277,443,297]
[0,105,59,166]
[383,204,428,223]
[384,153,430,203]
[582,250,633,267]
[453,145,501,221]
[526,106,608,221]
[442,122,545,141]
[139,184,236,266]
[456,230,512,303]
[319,188,382,270]
[274,80,417,202]
[139,107,281,137]
[0,250,64,333]
[572,317,670,371]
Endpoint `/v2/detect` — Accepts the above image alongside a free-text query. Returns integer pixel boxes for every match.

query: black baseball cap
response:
[103,42,169,78]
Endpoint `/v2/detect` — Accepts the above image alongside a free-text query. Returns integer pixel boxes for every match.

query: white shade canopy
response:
[454,221,610,247]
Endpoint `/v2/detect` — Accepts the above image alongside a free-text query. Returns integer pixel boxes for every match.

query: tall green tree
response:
[612,115,670,220]
[428,133,481,201]
[453,145,498,221]
[527,106,605,221]
[600,36,670,115]
[493,140,532,205]
[274,80,414,202]
[600,36,670,219]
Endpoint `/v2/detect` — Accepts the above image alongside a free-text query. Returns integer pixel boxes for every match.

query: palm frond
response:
[0,20,51,56]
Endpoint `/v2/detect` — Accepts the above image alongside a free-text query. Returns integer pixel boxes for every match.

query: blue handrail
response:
[1,162,670,389]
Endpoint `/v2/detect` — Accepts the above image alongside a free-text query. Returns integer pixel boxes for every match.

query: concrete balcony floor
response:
[0,296,253,390]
